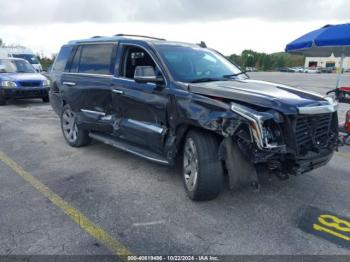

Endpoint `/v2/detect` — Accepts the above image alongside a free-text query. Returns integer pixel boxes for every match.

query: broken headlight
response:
[231,102,285,149]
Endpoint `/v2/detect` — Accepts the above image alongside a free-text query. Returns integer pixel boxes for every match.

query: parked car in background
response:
[290,67,304,73]
[0,47,43,72]
[303,67,321,73]
[319,67,334,73]
[345,68,350,72]
[0,58,50,105]
[49,35,339,201]
[276,67,294,72]
[245,67,258,72]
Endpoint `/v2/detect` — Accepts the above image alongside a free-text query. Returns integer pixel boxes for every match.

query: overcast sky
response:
[0,0,349,56]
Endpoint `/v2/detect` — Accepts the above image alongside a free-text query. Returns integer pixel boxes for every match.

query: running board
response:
[89,132,170,165]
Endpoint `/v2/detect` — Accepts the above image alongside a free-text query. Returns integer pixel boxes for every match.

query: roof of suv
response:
[67,34,200,48]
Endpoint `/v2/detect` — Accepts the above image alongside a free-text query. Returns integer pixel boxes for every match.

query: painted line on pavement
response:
[0,151,132,260]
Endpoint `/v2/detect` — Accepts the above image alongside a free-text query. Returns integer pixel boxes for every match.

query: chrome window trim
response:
[74,42,118,46]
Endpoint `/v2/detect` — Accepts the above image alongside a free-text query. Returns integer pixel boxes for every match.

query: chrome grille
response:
[19,81,42,87]
[295,114,332,154]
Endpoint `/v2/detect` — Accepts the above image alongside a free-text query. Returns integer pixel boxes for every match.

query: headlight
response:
[231,102,285,150]
[42,79,51,87]
[0,80,17,88]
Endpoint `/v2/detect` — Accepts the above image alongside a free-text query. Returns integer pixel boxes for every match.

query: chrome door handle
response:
[63,82,76,86]
[112,89,124,94]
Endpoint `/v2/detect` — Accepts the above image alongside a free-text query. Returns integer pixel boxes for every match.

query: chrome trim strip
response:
[81,109,106,116]
[64,72,114,78]
[112,89,124,94]
[89,133,169,165]
[127,119,164,134]
[297,98,338,115]
[62,81,76,86]
[298,105,337,115]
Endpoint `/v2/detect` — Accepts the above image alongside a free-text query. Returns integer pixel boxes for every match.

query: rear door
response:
[111,43,169,154]
[61,43,117,133]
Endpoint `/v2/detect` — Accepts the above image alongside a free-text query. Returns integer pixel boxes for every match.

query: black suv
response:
[49,34,339,201]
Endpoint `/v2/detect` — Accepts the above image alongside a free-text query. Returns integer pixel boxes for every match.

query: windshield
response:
[12,54,39,64]
[0,59,36,73]
[155,45,244,83]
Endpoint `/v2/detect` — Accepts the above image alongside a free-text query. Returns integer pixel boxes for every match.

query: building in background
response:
[305,54,350,70]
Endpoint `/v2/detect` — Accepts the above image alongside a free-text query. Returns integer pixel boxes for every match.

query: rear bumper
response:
[1,87,48,99]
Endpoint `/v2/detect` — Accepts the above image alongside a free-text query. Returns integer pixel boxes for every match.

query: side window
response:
[78,44,114,75]
[69,46,82,73]
[122,46,157,79]
[52,45,73,73]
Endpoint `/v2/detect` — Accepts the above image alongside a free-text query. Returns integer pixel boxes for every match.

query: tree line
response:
[227,49,305,71]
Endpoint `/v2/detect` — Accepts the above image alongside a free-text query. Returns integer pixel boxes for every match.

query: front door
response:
[111,44,169,154]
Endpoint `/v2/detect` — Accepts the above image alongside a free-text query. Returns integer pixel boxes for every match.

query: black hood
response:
[188,79,329,114]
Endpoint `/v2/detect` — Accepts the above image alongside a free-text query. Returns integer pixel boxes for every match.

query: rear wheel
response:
[183,130,224,201]
[61,105,91,147]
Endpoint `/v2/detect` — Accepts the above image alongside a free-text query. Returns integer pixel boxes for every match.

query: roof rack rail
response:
[91,36,103,38]
[115,34,166,41]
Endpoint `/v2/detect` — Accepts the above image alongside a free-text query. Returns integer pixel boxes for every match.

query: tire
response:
[182,130,224,201]
[61,104,91,147]
[0,95,6,106]
[42,96,49,103]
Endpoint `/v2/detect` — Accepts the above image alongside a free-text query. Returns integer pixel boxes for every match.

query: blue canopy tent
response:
[285,23,350,89]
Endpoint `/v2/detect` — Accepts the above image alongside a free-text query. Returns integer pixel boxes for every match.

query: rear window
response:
[78,44,115,75]
[52,45,73,73]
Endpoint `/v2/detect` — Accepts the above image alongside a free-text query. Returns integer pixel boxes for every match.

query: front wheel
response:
[61,105,91,147]
[183,130,224,201]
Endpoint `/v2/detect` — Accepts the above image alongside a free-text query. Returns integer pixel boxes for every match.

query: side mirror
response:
[134,66,164,84]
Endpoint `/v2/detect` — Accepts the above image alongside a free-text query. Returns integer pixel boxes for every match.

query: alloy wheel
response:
[62,108,78,143]
[183,138,199,192]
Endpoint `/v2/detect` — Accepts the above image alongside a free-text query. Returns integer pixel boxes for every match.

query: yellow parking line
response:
[336,151,350,159]
[0,151,132,259]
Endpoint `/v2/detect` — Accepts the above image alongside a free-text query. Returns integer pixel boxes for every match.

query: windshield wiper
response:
[189,78,223,83]
[223,71,247,78]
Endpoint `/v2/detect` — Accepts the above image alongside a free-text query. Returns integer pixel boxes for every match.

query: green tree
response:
[227,50,304,71]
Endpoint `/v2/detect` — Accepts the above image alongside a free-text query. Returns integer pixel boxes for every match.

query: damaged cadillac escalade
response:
[49,34,339,201]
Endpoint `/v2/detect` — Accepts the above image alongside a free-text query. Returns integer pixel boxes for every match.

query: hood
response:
[0,73,46,82]
[189,79,330,114]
